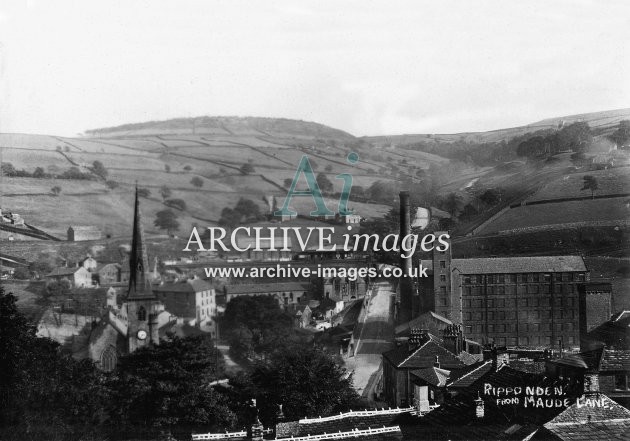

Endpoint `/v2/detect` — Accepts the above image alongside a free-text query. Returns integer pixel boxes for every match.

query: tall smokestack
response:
[399,191,413,323]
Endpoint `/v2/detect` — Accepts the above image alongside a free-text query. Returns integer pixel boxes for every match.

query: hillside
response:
[1,111,628,244]
[364,108,630,146]
[0,117,401,239]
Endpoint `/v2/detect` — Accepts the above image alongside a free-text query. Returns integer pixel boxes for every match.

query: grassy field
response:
[528,167,630,201]
[477,197,629,234]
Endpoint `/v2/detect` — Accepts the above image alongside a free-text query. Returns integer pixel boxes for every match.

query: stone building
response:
[418,237,599,350]
[67,225,102,241]
[154,278,217,337]
[223,281,309,309]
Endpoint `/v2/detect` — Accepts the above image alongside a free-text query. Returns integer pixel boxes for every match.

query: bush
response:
[164,198,186,211]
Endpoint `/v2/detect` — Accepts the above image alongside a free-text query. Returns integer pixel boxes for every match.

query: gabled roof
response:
[447,360,493,388]
[46,266,83,276]
[543,393,630,440]
[421,255,587,274]
[383,339,466,370]
[411,366,451,387]
[394,311,452,336]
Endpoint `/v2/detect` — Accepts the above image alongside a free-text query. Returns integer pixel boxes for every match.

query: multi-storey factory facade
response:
[417,236,610,350]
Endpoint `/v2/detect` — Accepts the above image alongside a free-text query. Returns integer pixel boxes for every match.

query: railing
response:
[281,425,401,440]
[299,406,414,423]
[192,430,246,440]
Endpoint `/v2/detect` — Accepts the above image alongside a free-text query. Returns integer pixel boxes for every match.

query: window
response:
[440,286,447,295]
[576,273,585,282]
[463,299,471,308]
[565,284,574,293]
[440,275,446,283]
[527,285,539,294]
[438,298,447,307]
[519,336,529,345]
[465,326,473,334]
[498,274,505,283]
[137,306,146,321]
[439,261,446,269]
[101,345,117,372]
[464,312,472,321]
[506,274,515,283]
[543,274,551,282]
[614,374,630,391]
[497,286,505,295]
[463,276,471,284]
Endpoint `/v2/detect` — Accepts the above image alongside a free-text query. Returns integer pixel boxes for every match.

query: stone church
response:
[88,187,169,371]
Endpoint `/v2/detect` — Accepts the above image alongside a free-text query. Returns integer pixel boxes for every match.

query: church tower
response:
[125,186,163,353]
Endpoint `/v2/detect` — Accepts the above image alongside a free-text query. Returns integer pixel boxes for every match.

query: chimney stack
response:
[399,191,413,323]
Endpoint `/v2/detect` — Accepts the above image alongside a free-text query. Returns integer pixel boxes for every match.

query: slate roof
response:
[542,393,630,441]
[225,282,309,295]
[47,266,82,276]
[550,348,630,372]
[154,279,213,293]
[447,360,493,388]
[394,311,452,336]
[420,255,586,274]
[411,366,451,387]
[383,339,469,370]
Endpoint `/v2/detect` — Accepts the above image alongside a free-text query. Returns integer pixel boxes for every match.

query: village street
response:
[347,279,395,403]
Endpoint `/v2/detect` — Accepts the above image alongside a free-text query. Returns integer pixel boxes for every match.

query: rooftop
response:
[154,279,213,293]
[225,282,309,295]
[421,255,587,274]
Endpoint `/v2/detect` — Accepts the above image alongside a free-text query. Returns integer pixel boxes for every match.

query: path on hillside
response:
[348,279,395,403]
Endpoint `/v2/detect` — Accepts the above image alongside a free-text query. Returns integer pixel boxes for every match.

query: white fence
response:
[192,430,246,440]
[281,425,401,440]
[299,406,414,423]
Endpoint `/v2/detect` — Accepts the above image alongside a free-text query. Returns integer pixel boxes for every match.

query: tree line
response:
[0,288,360,440]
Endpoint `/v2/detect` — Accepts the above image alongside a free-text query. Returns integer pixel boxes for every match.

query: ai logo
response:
[274,152,359,217]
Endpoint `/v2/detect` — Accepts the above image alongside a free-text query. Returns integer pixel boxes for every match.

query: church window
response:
[101,345,117,372]
[137,306,147,321]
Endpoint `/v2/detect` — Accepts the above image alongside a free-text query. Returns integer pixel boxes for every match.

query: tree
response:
[183,165,192,171]
[479,188,502,206]
[243,347,360,423]
[160,185,172,200]
[11,267,30,280]
[610,120,630,147]
[221,296,293,360]
[33,167,46,178]
[234,198,261,221]
[107,336,235,437]
[154,209,180,235]
[137,187,151,198]
[0,288,107,438]
[316,173,333,194]
[46,279,72,298]
[581,175,599,199]
[240,163,255,175]
[218,207,241,229]
[92,160,108,179]
[191,176,204,188]
[442,192,464,217]
[51,186,62,196]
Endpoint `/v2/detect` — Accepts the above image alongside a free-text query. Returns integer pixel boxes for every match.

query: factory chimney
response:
[399,191,413,323]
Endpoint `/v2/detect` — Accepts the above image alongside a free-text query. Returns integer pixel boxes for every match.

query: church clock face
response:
[137,330,148,340]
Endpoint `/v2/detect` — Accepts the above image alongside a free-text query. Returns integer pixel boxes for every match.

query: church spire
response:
[127,184,153,299]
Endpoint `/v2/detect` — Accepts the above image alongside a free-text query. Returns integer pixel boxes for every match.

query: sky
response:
[0,0,628,137]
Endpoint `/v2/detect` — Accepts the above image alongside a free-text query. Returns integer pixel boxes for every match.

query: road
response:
[347,279,395,403]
